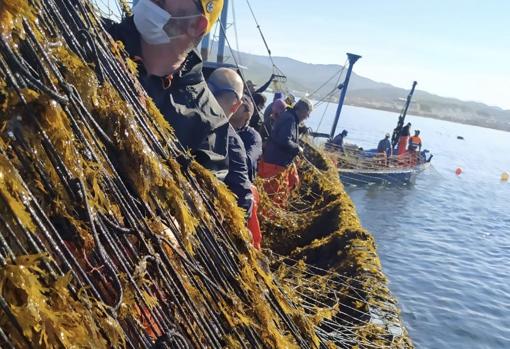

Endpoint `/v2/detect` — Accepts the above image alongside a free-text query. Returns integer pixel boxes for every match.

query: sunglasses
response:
[208,80,242,101]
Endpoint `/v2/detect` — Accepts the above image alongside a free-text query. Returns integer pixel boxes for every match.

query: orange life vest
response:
[409,136,422,146]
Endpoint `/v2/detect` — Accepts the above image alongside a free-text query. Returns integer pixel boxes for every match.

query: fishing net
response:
[257,142,414,348]
[0,0,412,348]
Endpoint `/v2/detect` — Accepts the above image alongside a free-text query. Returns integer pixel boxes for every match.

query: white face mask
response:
[133,0,201,45]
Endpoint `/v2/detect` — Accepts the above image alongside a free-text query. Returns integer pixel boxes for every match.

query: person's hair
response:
[294,98,313,112]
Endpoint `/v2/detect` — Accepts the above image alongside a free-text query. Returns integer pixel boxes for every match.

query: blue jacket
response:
[262,102,274,139]
[377,138,391,156]
[332,134,345,148]
[225,126,253,216]
[237,126,262,182]
[106,17,229,174]
[263,109,300,167]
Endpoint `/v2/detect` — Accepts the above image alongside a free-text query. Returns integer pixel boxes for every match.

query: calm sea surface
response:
[306,104,510,349]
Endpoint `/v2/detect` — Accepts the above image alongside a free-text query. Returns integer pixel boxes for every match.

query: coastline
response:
[344,102,510,133]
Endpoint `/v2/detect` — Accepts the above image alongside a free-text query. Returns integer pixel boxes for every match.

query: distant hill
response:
[209,44,510,132]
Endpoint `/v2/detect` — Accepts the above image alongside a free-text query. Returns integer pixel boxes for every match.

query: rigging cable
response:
[217,20,272,137]
[308,59,348,99]
[231,0,242,65]
[245,0,286,78]
[314,68,346,133]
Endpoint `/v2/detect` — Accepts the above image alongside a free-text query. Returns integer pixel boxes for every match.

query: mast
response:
[391,81,418,148]
[216,0,230,63]
[329,53,362,139]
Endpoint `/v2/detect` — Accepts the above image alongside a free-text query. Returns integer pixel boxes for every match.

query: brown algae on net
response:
[257,141,414,347]
[0,0,37,38]
[0,254,125,349]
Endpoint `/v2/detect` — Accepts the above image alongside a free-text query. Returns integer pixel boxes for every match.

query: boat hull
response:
[339,163,430,186]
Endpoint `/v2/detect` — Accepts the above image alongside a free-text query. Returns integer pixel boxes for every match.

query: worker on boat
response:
[246,80,257,94]
[230,96,263,249]
[377,133,392,166]
[263,92,284,129]
[263,98,288,140]
[408,130,422,152]
[271,99,288,119]
[407,130,422,167]
[208,68,265,249]
[285,94,296,107]
[207,68,254,218]
[259,98,313,205]
[230,97,263,182]
[397,122,412,155]
[329,129,348,152]
[105,0,228,176]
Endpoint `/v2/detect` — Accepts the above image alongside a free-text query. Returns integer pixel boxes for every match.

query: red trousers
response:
[397,136,409,155]
[258,160,299,207]
[247,186,262,249]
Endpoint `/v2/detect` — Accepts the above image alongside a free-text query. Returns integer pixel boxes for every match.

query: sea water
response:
[306,104,510,349]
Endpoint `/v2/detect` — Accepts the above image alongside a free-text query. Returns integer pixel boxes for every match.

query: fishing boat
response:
[312,60,433,186]
[336,155,431,186]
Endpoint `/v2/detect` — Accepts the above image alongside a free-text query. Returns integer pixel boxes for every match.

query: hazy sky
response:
[213,0,509,109]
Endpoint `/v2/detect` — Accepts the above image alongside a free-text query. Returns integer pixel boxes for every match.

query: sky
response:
[212,0,510,109]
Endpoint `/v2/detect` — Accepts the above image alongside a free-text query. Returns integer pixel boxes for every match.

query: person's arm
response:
[243,130,263,182]
[255,74,275,94]
[272,117,299,155]
[245,130,263,166]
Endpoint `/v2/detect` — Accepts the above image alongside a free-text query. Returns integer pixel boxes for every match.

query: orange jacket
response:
[409,136,422,145]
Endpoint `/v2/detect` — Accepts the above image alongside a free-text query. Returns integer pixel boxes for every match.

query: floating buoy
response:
[501,172,509,182]
[455,167,463,176]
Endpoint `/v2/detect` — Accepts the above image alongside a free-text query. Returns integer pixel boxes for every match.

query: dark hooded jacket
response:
[237,126,262,182]
[263,108,300,167]
[106,17,229,175]
[225,126,253,216]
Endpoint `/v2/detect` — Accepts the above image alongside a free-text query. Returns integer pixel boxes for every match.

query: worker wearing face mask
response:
[106,0,230,176]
